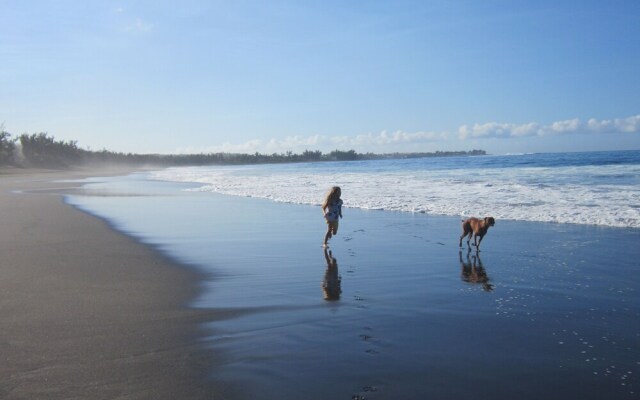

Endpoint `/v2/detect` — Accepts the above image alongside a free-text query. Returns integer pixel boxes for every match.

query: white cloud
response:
[587,115,640,133]
[458,114,640,139]
[549,118,580,134]
[175,130,447,154]
[351,130,447,146]
[173,115,639,154]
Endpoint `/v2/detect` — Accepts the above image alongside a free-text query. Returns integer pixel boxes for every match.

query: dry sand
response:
[0,168,220,400]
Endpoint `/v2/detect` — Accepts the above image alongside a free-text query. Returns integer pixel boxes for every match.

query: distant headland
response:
[1,131,486,169]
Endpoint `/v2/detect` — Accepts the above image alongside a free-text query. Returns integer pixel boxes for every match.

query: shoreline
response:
[0,168,220,399]
[65,172,640,399]
[3,166,639,399]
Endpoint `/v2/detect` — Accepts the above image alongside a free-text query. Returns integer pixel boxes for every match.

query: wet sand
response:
[5,167,639,400]
[65,173,640,400]
[0,168,221,399]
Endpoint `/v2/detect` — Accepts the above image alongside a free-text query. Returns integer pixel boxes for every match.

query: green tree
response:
[19,133,81,167]
[0,129,16,165]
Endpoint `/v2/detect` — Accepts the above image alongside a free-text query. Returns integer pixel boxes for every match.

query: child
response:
[322,186,343,247]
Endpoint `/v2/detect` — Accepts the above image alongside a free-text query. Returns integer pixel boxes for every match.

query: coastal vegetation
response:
[0,130,485,169]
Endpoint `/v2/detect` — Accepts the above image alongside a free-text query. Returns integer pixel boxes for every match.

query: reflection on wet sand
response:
[322,248,342,301]
[459,248,493,292]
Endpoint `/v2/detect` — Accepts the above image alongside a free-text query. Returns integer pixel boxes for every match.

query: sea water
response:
[65,150,640,399]
[150,150,640,228]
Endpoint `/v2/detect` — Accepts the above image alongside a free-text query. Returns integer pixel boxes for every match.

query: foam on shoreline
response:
[150,160,640,228]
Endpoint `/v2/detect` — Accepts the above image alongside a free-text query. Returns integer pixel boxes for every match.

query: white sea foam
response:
[150,162,640,229]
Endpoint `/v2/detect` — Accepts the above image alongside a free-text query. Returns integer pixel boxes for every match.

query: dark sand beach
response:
[65,173,640,400]
[0,168,219,399]
[3,168,639,400]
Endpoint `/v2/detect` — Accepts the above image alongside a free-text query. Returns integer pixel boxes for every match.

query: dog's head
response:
[484,217,495,227]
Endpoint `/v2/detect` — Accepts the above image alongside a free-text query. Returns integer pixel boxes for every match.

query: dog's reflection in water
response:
[322,248,342,301]
[459,248,494,292]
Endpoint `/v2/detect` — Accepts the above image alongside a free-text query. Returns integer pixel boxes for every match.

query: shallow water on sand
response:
[67,172,640,400]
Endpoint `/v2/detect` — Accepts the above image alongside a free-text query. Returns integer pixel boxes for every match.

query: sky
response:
[1,0,639,155]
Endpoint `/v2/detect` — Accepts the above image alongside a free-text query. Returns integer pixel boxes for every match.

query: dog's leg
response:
[459,232,466,247]
[460,222,469,247]
[476,234,484,251]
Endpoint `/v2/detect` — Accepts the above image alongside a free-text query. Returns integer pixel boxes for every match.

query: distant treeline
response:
[0,131,486,169]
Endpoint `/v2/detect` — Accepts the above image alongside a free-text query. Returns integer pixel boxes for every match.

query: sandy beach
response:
[3,166,639,400]
[0,168,219,400]
[63,170,640,400]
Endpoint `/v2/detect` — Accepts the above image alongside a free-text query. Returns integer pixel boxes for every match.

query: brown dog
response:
[459,217,495,250]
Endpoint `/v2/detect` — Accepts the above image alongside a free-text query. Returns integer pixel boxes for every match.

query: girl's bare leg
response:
[324,227,332,246]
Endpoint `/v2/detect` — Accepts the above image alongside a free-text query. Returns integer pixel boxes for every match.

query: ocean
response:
[65,150,640,399]
[150,150,640,228]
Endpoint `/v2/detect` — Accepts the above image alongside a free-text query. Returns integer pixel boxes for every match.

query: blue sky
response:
[1,1,639,155]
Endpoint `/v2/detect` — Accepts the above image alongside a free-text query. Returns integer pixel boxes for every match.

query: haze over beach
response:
[1,2,640,400]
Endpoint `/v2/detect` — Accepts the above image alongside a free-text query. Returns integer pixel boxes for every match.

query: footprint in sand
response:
[352,385,378,399]
[360,327,380,351]
[360,334,373,341]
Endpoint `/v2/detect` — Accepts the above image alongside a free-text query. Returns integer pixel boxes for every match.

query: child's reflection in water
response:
[322,248,342,301]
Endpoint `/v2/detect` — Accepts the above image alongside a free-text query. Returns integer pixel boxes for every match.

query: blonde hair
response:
[322,186,341,209]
